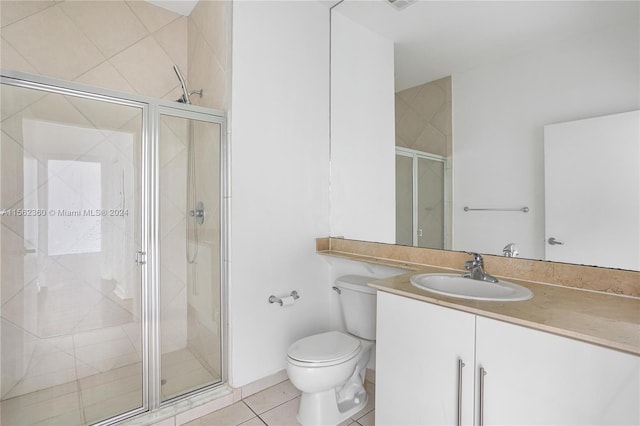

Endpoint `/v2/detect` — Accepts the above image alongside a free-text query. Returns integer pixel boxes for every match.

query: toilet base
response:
[296,357,370,426]
[288,338,374,425]
[297,387,368,426]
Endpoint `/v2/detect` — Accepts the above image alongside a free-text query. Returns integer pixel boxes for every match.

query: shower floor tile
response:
[161,348,218,401]
[0,381,84,426]
[79,363,143,414]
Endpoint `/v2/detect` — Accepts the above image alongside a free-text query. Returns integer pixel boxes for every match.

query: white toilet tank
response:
[335,275,377,340]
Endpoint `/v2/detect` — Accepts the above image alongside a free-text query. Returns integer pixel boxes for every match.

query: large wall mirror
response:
[330,0,639,271]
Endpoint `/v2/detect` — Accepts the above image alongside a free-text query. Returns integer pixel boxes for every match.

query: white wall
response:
[229,1,331,387]
[452,19,640,260]
[330,12,396,244]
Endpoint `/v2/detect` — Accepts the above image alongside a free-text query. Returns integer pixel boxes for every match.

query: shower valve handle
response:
[189,201,205,225]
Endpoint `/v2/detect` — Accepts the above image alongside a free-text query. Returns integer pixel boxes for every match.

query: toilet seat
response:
[287,331,360,366]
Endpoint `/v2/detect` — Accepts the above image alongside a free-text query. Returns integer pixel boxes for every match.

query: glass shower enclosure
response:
[0,71,226,425]
[396,147,449,249]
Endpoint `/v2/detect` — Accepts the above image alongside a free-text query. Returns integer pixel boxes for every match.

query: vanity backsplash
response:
[316,237,640,298]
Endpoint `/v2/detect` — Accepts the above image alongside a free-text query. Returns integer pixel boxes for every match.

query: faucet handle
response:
[465,252,483,265]
[503,243,519,258]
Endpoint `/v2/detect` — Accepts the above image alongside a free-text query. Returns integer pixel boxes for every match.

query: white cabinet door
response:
[376,292,475,425]
[476,316,640,425]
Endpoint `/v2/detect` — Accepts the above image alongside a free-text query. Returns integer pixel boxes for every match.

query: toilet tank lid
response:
[335,275,377,294]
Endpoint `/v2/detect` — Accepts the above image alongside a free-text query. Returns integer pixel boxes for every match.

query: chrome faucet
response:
[502,243,519,258]
[463,252,498,283]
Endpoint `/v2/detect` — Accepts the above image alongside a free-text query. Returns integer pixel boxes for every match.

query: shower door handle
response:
[547,237,564,246]
[134,251,146,265]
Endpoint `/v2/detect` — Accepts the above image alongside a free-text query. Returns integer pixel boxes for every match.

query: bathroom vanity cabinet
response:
[375,291,640,425]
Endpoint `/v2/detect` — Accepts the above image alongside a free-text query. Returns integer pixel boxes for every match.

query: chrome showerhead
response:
[173,65,191,105]
[173,65,203,105]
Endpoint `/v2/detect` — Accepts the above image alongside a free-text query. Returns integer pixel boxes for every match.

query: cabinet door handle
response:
[457,359,465,426]
[479,367,487,426]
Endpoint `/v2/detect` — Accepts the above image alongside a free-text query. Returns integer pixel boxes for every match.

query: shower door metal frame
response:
[0,69,228,424]
[396,146,450,249]
[152,104,228,409]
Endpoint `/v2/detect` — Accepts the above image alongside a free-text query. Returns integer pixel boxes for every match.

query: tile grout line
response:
[240,400,267,425]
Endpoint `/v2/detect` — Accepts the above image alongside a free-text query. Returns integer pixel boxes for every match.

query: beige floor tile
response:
[4,367,78,399]
[83,387,142,425]
[161,348,217,401]
[78,362,141,389]
[337,418,354,426]
[80,367,142,404]
[1,388,83,425]
[351,381,375,421]
[79,364,143,422]
[74,335,139,373]
[258,397,301,426]
[1,381,77,408]
[242,380,300,415]
[356,410,374,426]
[32,408,84,426]
[162,365,215,401]
[183,401,254,426]
[238,417,266,426]
[73,325,128,348]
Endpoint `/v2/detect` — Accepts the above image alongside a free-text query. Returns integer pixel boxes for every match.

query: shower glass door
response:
[1,82,145,424]
[395,148,447,249]
[396,153,414,246]
[158,111,222,402]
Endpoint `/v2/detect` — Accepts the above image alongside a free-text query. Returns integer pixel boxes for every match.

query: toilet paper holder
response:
[268,291,300,306]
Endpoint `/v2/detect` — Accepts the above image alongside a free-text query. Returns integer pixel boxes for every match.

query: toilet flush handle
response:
[332,286,341,295]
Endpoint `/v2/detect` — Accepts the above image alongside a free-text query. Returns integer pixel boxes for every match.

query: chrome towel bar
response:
[464,206,529,213]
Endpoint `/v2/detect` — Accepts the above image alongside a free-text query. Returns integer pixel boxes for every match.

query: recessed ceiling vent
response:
[386,0,418,11]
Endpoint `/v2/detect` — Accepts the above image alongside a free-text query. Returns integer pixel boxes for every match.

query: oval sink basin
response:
[410,273,533,301]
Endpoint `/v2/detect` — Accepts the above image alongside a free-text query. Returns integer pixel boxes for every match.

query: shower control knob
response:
[189,201,205,225]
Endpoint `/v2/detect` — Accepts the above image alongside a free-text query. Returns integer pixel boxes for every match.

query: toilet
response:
[286,275,377,425]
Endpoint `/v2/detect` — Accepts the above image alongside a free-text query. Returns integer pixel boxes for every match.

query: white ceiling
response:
[146,0,199,16]
[333,1,639,91]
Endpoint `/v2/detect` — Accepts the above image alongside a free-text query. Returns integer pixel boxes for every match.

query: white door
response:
[543,110,640,270]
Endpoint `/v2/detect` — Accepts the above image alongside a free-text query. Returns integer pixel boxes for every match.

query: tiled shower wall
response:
[1,1,187,101]
[187,0,231,110]
[0,0,231,110]
[395,77,452,157]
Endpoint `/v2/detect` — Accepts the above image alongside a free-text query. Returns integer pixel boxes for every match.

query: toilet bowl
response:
[286,276,377,426]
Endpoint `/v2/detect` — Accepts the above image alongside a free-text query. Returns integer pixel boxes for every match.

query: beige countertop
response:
[368,266,640,356]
